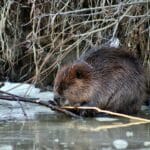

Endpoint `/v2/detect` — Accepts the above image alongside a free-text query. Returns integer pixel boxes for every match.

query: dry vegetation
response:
[0,0,149,91]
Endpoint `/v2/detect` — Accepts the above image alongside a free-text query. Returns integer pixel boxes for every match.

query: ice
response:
[113,139,128,149]
[95,117,118,122]
[0,82,54,120]
[0,145,12,150]
[126,131,133,137]
[0,81,54,100]
[109,37,120,48]
[144,141,150,147]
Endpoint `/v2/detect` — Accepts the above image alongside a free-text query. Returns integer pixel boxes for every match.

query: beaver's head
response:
[53,61,94,105]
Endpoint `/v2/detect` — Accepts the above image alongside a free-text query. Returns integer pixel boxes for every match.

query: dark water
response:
[0,113,150,150]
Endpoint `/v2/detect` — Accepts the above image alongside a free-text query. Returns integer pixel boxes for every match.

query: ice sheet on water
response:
[0,145,12,150]
[95,117,118,122]
[0,82,54,120]
[113,139,128,149]
[0,81,54,99]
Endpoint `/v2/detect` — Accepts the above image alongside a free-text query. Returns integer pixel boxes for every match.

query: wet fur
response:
[54,47,146,114]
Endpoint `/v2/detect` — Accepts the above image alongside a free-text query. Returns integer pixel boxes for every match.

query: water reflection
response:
[0,114,150,150]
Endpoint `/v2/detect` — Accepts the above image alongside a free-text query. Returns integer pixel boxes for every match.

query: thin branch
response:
[0,90,81,119]
[62,106,150,122]
[73,21,117,37]
[35,1,149,17]
[22,1,149,26]
[112,5,133,38]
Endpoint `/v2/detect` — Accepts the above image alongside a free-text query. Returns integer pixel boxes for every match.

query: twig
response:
[35,1,149,17]
[0,91,81,118]
[0,90,35,101]
[73,21,117,37]
[112,5,133,38]
[0,90,29,119]
[22,1,149,26]
[16,97,28,119]
[62,106,150,122]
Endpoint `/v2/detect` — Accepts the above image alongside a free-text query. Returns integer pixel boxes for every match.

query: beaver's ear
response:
[76,70,84,79]
[70,62,93,79]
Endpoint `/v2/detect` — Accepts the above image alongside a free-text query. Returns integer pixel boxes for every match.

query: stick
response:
[0,90,81,119]
[62,106,150,122]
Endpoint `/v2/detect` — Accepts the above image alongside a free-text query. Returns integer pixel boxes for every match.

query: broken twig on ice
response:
[0,90,81,119]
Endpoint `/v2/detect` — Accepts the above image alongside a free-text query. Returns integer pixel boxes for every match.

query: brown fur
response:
[54,47,146,114]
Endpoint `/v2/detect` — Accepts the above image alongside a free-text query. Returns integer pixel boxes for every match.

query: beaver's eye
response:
[76,70,82,79]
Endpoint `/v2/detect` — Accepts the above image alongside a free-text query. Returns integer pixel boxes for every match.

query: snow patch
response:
[113,139,128,149]
[109,37,120,48]
[0,82,54,120]
[126,131,133,137]
[0,81,54,100]
[144,141,150,147]
[0,145,12,150]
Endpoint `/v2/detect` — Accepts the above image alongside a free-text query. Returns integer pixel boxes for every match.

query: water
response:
[0,113,150,150]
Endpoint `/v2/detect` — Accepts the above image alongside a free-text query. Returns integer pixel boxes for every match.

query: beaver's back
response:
[80,47,146,114]
[82,47,141,73]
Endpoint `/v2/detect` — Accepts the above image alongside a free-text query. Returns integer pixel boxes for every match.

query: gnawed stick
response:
[0,91,81,118]
[62,106,150,122]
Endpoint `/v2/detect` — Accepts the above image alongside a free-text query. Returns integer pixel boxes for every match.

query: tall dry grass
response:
[0,0,149,90]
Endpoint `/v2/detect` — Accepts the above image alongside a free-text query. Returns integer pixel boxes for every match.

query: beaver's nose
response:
[54,94,61,101]
[54,94,62,106]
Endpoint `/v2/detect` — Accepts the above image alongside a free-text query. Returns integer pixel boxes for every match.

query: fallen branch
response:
[62,106,150,123]
[0,90,81,119]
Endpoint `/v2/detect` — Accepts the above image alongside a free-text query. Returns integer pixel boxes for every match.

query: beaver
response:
[53,47,146,115]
